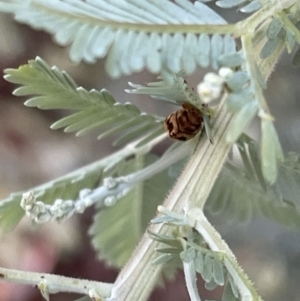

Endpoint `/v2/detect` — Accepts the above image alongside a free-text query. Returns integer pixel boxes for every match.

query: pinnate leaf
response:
[4,57,164,146]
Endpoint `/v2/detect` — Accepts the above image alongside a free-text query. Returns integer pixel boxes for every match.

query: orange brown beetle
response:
[164,103,203,141]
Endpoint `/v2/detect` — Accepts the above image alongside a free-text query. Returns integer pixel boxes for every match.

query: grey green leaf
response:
[267,18,283,40]
[216,0,247,9]
[212,257,225,285]
[218,52,244,68]
[226,101,258,143]
[0,0,228,77]
[285,31,295,53]
[240,1,261,13]
[202,254,213,282]
[225,87,254,113]
[195,250,204,274]
[261,119,284,184]
[225,71,249,92]
[4,57,164,145]
[211,34,223,70]
[260,36,282,59]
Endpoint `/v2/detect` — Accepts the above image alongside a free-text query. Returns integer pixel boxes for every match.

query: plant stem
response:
[0,267,112,298]
[108,97,234,301]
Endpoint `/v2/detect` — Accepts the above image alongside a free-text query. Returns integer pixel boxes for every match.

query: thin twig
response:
[0,267,112,300]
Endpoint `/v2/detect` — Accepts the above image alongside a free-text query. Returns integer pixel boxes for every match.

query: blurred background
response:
[0,5,300,301]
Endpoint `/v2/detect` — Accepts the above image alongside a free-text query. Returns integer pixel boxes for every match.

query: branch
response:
[107,96,234,301]
[0,131,168,232]
[0,267,112,300]
[20,133,191,223]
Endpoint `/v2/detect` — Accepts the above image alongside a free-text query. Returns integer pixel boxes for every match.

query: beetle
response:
[164,103,203,141]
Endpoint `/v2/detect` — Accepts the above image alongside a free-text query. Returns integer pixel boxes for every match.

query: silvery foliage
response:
[0,1,300,301]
